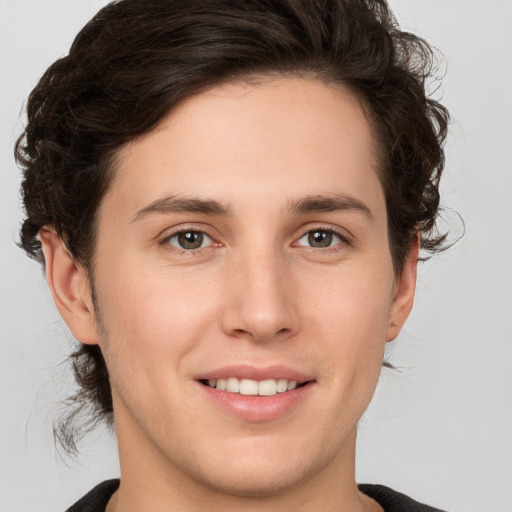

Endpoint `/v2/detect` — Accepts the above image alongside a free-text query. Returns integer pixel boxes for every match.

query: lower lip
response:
[198,382,314,422]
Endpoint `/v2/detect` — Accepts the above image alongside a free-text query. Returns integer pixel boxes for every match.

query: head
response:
[17,0,449,489]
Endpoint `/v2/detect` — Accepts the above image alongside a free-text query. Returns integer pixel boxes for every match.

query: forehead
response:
[102,77,384,221]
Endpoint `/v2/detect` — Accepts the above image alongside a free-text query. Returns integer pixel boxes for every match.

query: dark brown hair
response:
[16,0,450,452]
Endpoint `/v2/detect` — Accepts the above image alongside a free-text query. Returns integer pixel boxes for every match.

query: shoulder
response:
[358,483,448,512]
[65,479,120,512]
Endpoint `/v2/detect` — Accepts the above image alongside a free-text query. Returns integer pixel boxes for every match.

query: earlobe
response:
[39,228,99,345]
[386,237,419,342]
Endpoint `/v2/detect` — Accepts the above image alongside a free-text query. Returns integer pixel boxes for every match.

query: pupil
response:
[178,231,203,249]
[308,230,332,248]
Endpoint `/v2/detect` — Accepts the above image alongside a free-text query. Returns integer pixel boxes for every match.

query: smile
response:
[197,367,315,421]
[202,378,303,396]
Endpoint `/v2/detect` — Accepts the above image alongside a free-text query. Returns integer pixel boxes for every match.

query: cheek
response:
[303,263,393,392]
[305,262,393,337]
[95,264,220,377]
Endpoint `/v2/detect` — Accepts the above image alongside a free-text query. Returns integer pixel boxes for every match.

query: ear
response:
[39,228,99,345]
[386,236,419,342]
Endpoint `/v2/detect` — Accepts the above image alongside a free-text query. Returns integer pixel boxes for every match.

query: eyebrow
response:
[289,193,373,219]
[131,192,373,223]
[131,195,231,222]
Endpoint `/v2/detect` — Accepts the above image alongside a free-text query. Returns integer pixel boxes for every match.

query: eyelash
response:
[293,226,350,252]
[159,226,219,254]
[159,225,350,254]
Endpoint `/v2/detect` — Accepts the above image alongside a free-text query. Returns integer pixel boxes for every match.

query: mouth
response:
[196,365,315,421]
[199,377,310,396]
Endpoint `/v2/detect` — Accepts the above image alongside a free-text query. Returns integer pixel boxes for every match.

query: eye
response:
[165,230,213,250]
[296,229,344,249]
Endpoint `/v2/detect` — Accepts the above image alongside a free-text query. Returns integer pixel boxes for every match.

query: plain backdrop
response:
[1,1,511,511]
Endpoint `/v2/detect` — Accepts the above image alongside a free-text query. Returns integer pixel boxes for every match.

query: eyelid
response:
[166,231,213,249]
[292,224,352,249]
[156,222,351,252]
[158,224,221,250]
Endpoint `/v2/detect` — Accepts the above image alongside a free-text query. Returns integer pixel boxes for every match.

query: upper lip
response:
[195,364,314,383]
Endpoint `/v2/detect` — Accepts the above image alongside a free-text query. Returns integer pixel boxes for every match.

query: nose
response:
[220,250,300,343]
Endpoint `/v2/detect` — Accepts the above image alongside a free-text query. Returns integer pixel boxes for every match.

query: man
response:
[17,1,449,510]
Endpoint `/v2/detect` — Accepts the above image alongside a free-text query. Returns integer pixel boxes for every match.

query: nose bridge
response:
[221,243,298,341]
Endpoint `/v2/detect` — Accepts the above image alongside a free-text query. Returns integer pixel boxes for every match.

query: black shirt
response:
[66,479,447,511]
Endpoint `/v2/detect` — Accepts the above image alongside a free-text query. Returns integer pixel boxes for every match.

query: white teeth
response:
[258,379,277,396]
[240,379,259,395]
[287,380,298,391]
[205,377,303,396]
[226,377,240,393]
[276,379,288,393]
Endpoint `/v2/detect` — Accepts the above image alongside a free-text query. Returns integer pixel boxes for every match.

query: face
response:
[55,78,416,498]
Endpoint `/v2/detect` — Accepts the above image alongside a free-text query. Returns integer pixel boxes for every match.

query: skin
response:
[41,78,417,512]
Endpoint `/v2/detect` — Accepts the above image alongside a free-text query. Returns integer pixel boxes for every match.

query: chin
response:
[190,459,314,498]
[175,433,334,499]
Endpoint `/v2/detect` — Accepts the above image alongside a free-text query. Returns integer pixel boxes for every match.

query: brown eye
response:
[296,229,344,249]
[308,230,333,248]
[167,231,210,250]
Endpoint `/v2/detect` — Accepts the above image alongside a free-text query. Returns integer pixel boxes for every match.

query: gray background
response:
[1,1,511,510]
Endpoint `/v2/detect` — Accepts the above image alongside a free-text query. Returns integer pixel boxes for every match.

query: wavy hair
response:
[16,0,450,453]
